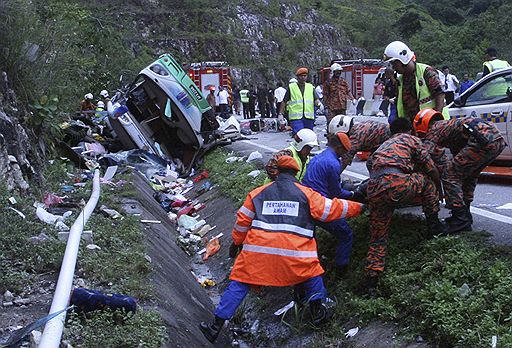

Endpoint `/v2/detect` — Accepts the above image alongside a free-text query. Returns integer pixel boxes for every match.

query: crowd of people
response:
[199,41,510,343]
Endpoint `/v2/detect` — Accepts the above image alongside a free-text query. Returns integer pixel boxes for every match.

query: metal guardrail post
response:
[39,169,101,348]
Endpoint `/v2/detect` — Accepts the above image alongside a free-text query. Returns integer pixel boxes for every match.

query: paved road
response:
[226,114,512,245]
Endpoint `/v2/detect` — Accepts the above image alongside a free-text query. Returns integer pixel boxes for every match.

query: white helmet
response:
[292,128,319,151]
[289,78,298,84]
[383,41,414,65]
[328,115,354,135]
[330,63,343,72]
[100,90,109,98]
[84,93,93,100]
[97,101,105,108]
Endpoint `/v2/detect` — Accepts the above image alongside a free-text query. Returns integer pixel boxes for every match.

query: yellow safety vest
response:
[263,146,310,184]
[288,83,315,120]
[397,63,449,120]
[240,89,249,103]
[483,59,510,73]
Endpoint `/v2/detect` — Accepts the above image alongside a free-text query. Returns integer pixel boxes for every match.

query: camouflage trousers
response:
[366,173,439,276]
[443,139,506,209]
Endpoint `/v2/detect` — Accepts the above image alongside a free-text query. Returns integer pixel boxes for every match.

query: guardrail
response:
[39,169,101,348]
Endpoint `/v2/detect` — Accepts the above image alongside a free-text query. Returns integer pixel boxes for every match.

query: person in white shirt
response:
[315,84,323,102]
[218,86,230,119]
[441,66,459,104]
[274,82,287,119]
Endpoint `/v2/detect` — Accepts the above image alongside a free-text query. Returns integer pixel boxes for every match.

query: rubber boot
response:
[309,299,328,326]
[425,213,447,237]
[446,207,472,234]
[199,316,225,343]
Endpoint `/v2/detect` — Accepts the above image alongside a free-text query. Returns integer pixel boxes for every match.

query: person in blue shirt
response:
[459,74,475,95]
[302,132,355,273]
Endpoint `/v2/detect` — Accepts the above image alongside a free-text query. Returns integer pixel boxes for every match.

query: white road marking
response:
[240,139,512,225]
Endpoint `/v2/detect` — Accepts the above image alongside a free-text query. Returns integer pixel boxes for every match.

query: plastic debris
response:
[8,197,17,205]
[140,219,161,224]
[345,327,359,338]
[492,335,498,348]
[202,236,221,261]
[43,193,65,207]
[7,207,26,219]
[194,224,214,237]
[274,301,295,316]
[247,170,261,178]
[36,206,72,225]
[458,283,471,297]
[86,244,101,251]
[177,214,199,229]
[100,205,123,220]
[225,156,243,164]
[246,151,262,162]
[102,165,118,182]
[192,170,209,183]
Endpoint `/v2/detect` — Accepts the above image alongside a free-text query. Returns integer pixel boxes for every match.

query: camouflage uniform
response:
[340,121,391,171]
[366,133,439,276]
[425,117,506,209]
[323,77,353,124]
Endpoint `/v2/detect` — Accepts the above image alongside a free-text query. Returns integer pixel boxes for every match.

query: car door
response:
[449,70,512,161]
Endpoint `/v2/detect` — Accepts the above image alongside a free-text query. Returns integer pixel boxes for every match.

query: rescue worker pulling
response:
[199,155,364,343]
[413,108,507,234]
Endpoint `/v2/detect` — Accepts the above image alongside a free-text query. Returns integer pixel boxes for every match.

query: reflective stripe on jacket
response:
[230,173,362,286]
[397,63,449,120]
[288,82,315,120]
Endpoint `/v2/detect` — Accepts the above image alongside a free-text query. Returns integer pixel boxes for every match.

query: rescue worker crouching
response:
[413,109,507,234]
[199,156,364,343]
[302,132,356,273]
[264,128,319,183]
[363,118,445,296]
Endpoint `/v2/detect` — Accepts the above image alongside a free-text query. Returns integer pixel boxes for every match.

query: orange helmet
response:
[277,155,300,172]
[413,108,443,136]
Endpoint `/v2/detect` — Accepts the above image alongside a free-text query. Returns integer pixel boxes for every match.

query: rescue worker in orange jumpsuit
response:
[199,156,364,343]
[413,109,507,234]
[364,118,444,296]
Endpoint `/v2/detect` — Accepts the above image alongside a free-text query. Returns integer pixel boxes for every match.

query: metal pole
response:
[39,169,101,348]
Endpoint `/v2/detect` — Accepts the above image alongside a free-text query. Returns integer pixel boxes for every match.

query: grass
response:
[203,151,512,348]
[0,159,166,347]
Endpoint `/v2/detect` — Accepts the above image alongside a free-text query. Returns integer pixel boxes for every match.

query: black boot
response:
[446,207,472,234]
[309,299,328,326]
[199,316,225,343]
[356,275,379,297]
[425,213,447,237]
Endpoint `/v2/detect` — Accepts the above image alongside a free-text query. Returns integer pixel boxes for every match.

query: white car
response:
[449,67,512,162]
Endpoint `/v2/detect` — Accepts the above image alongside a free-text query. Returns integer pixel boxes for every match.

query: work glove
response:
[317,102,325,113]
[351,99,357,106]
[229,242,242,258]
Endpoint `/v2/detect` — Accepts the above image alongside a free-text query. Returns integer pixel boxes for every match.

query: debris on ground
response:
[100,205,123,220]
[70,288,137,313]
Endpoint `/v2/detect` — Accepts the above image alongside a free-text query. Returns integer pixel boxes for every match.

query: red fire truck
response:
[316,59,386,99]
[188,62,232,109]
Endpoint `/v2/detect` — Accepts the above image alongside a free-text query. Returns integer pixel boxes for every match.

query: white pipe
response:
[39,169,101,348]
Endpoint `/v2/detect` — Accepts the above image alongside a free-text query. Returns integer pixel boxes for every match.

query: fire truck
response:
[188,62,233,109]
[316,59,386,100]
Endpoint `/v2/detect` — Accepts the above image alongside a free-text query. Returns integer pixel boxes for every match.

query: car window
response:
[465,72,512,106]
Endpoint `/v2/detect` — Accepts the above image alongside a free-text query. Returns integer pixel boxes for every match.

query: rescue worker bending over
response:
[264,128,318,183]
[199,156,363,343]
[413,109,507,234]
[328,115,391,171]
[364,118,445,296]
[302,132,356,273]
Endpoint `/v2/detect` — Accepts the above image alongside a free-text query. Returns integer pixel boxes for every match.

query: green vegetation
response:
[203,154,512,348]
[202,148,266,206]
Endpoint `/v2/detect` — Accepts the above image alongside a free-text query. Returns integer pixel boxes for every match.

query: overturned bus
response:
[110,54,225,174]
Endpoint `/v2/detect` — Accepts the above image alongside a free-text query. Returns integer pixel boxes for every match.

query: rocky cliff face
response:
[0,72,41,191]
[115,0,366,84]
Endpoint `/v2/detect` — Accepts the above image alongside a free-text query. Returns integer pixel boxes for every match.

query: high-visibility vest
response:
[240,89,250,103]
[289,146,309,182]
[483,59,510,73]
[288,82,315,120]
[397,63,449,120]
[94,107,105,120]
[230,173,362,287]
